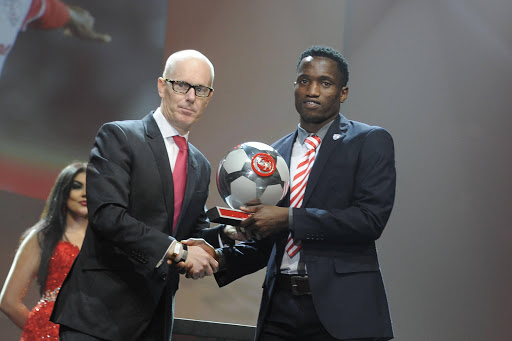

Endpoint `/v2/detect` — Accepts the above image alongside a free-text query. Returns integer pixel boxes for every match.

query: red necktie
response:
[172,135,188,231]
[286,135,321,257]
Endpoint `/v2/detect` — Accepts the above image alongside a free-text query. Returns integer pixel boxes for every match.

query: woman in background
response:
[0,161,88,340]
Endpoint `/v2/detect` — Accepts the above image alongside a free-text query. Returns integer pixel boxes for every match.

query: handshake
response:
[167,205,290,280]
[166,238,221,280]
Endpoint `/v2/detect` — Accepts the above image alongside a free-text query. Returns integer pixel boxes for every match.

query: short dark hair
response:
[297,45,349,87]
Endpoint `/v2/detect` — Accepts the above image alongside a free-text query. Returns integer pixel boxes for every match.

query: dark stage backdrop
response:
[0,0,168,339]
[166,1,512,340]
[1,1,512,340]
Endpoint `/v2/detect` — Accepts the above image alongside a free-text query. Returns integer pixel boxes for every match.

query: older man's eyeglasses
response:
[162,78,213,97]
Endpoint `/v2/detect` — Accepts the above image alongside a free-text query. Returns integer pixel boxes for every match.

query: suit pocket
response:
[333,256,380,274]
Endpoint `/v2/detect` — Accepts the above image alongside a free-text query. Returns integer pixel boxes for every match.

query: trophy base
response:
[207,206,250,225]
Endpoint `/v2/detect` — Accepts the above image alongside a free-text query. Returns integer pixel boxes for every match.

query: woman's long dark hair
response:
[21,162,87,294]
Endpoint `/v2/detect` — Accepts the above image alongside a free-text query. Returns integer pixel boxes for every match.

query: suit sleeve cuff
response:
[156,239,175,268]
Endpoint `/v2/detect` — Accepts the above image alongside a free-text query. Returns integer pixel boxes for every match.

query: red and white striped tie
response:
[285,135,321,257]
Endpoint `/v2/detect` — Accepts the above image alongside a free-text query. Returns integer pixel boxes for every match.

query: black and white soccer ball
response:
[216,142,290,209]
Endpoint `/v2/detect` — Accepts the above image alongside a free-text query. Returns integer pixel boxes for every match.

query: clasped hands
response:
[167,238,220,280]
[169,205,288,279]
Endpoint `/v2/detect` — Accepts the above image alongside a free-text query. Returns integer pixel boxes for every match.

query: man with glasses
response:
[51,50,225,341]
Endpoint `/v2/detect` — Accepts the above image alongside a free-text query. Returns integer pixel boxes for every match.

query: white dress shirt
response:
[280,119,334,274]
[153,108,189,171]
[153,108,189,267]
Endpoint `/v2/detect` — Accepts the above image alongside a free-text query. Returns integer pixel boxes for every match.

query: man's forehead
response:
[168,59,211,79]
[298,56,339,76]
[299,55,335,66]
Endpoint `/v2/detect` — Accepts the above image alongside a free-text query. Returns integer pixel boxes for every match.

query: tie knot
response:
[305,135,321,150]
[172,135,188,150]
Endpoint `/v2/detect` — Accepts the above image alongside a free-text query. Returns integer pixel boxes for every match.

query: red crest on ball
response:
[251,153,276,177]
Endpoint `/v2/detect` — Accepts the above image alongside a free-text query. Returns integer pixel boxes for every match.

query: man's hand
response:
[177,239,219,279]
[64,5,112,42]
[239,205,289,239]
[223,225,248,241]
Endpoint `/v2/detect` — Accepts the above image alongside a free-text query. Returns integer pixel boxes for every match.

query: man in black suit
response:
[214,46,396,340]
[51,50,224,340]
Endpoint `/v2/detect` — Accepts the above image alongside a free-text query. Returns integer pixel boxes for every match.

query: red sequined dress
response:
[20,241,79,340]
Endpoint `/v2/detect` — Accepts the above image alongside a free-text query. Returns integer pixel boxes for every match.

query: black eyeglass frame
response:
[162,78,214,97]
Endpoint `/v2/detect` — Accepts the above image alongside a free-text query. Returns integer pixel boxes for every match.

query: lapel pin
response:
[333,134,342,140]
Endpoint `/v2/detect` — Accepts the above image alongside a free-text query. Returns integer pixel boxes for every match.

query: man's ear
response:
[340,86,349,103]
[157,77,165,98]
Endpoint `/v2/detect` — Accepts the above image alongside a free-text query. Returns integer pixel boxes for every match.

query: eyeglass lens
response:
[170,80,211,97]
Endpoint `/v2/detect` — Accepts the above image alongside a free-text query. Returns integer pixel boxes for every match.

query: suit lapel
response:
[302,114,349,206]
[276,132,296,207]
[143,113,174,234]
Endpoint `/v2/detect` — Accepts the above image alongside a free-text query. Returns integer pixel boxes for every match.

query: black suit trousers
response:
[261,287,377,341]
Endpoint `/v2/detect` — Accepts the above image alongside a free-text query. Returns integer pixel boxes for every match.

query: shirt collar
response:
[296,118,334,145]
[153,107,189,140]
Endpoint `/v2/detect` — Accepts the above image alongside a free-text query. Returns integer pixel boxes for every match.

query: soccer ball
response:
[216,142,290,209]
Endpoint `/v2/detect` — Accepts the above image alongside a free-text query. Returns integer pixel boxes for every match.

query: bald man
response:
[51,50,225,341]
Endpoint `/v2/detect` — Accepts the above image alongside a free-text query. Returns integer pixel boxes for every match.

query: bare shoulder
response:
[16,228,42,260]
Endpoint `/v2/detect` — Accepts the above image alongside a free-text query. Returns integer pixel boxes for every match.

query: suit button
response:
[160,272,167,281]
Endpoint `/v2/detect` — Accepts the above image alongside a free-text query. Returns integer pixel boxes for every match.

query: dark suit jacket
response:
[216,114,396,340]
[51,113,221,341]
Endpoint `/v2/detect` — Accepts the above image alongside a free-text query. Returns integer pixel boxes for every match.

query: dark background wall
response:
[1,0,511,340]
[0,0,168,339]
